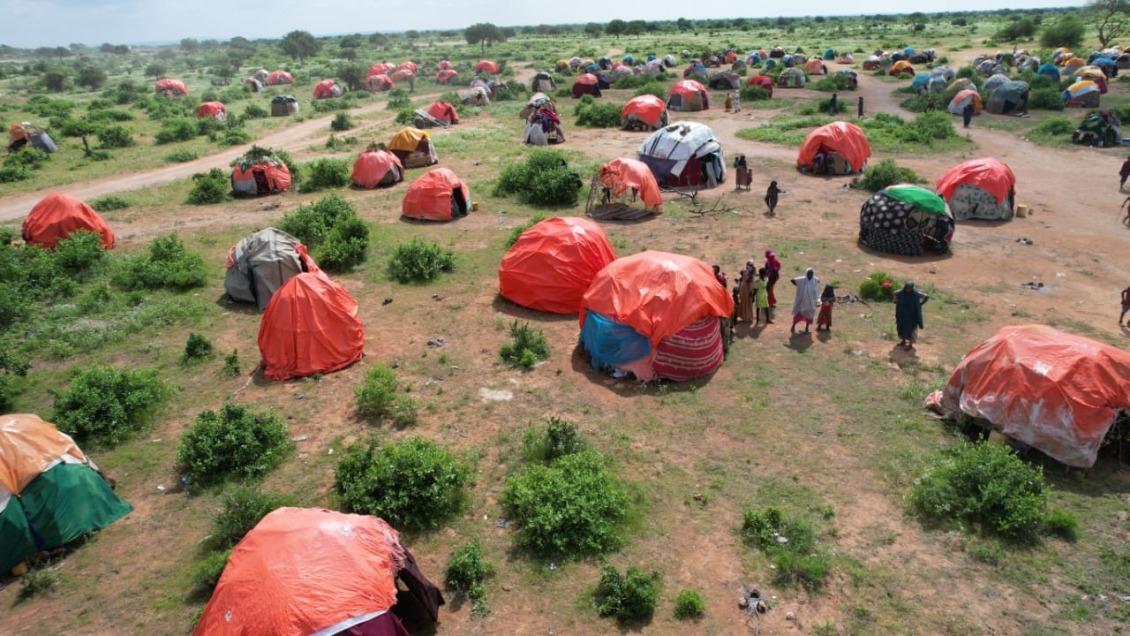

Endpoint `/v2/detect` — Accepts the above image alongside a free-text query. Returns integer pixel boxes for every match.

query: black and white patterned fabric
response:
[858,192,954,256]
[949,184,1013,221]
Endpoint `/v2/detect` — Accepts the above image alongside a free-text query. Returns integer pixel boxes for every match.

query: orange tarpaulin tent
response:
[940,325,1130,468]
[231,162,291,196]
[435,69,459,84]
[313,79,341,99]
[154,78,188,95]
[391,69,415,82]
[366,74,393,91]
[580,251,733,347]
[0,414,90,495]
[620,95,667,129]
[437,60,453,70]
[196,101,226,120]
[401,168,470,221]
[350,150,403,189]
[266,70,293,85]
[746,74,775,96]
[797,122,872,173]
[427,100,458,124]
[258,273,363,380]
[195,508,441,636]
[368,63,393,77]
[890,60,915,75]
[598,158,663,209]
[804,58,826,75]
[499,217,617,314]
[397,61,418,73]
[934,157,1016,203]
[22,193,114,249]
[667,79,709,110]
[474,60,500,74]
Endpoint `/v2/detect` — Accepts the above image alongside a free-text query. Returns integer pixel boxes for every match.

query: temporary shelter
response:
[837,53,855,64]
[225,228,318,310]
[22,193,114,249]
[531,71,557,93]
[196,101,226,121]
[270,95,299,117]
[388,127,438,169]
[258,273,363,380]
[935,158,1016,221]
[579,251,733,382]
[987,81,1029,114]
[414,100,459,129]
[586,158,664,221]
[862,55,883,71]
[947,89,983,116]
[835,70,859,89]
[459,86,491,106]
[746,74,774,96]
[777,67,807,88]
[708,71,741,90]
[519,93,557,120]
[7,123,57,153]
[312,79,344,99]
[474,60,501,74]
[390,69,415,83]
[397,61,418,73]
[1076,65,1107,85]
[1062,57,1086,74]
[858,184,954,256]
[637,122,725,189]
[351,149,404,189]
[499,217,616,314]
[663,54,678,67]
[796,122,871,175]
[889,60,914,76]
[155,78,188,96]
[194,507,443,636]
[572,73,602,98]
[524,107,565,146]
[368,62,393,77]
[620,95,668,131]
[366,74,393,91]
[1073,110,1122,147]
[1037,63,1061,83]
[666,79,709,111]
[435,69,459,84]
[569,56,583,69]
[555,59,570,72]
[1063,80,1102,107]
[243,77,263,92]
[982,73,1010,94]
[824,48,836,60]
[437,60,453,71]
[231,148,292,196]
[0,414,132,574]
[266,70,293,85]
[804,58,827,75]
[938,325,1130,468]
[401,168,471,222]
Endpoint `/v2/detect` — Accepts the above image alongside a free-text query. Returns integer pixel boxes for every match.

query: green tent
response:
[0,494,37,574]
[884,184,951,216]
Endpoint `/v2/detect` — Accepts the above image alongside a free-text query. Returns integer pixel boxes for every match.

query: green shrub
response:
[386,89,411,110]
[1039,15,1085,49]
[96,124,133,148]
[221,350,241,377]
[315,215,369,272]
[614,73,659,89]
[674,588,706,619]
[300,157,350,191]
[154,117,197,143]
[633,82,666,98]
[494,148,582,206]
[177,404,293,486]
[112,234,208,290]
[907,442,1051,543]
[189,549,231,595]
[575,97,622,127]
[279,194,355,247]
[740,85,770,101]
[87,108,133,123]
[243,103,268,119]
[812,73,857,91]
[330,112,354,131]
[17,569,59,602]
[53,231,106,273]
[386,237,455,283]
[186,168,228,204]
[593,563,661,623]
[799,96,847,115]
[1029,88,1064,111]
[334,437,470,531]
[394,107,416,125]
[195,117,226,137]
[0,165,30,183]
[774,550,832,589]
[854,159,923,192]
[504,214,546,248]
[210,484,295,549]
[445,539,493,611]
[859,272,896,302]
[355,363,399,418]
[1045,509,1079,542]
[89,195,129,212]
[217,128,251,146]
[899,93,947,113]
[53,366,168,446]
[1027,116,1074,143]
[164,149,198,163]
[523,417,585,462]
[501,450,628,558]
[183,332,213,363]
[741,506,830,590]
[500,321,550,369]
[3,147,49,172]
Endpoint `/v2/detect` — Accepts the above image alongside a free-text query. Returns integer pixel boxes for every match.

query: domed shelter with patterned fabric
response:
[579,251,734,382]
[947,89,983,116]
[1063,80,1101,107]
[194,507,444,636]
[401,168,471,222]
[388,128,438,169]
[258,272,364,380]
[987,81,1029,114]
[935,158,1016,221]
[1073,110,1121,147]
[0,414,132,574]
[708,71,741,90]
[7,122,57,153]
[196,101,226,121]
[22,193,114,249]
[313,79,344,99]
[572,73,602,98]
[524,106,565,146]
[225,228,319,311]
[155,78,188,96]
[776,67,807,88]
[531,71,556,93]
[266,70,293,85]
[797,122,871,175]
[667,79,709,111]
[637,122,725,189]
[231,147,292,196]
[499,217,617,314]
[586,158,664,221]
[858,184,954,256]
[621,95,668,131]
[351,149,404,189]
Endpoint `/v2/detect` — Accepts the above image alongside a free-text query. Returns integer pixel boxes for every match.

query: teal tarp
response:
[0,495,37,573]
[20,463,132,549]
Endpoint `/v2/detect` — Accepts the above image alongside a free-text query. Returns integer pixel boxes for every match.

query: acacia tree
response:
[1091,0,1130,47]
[464,23,504,54]
[280,30,320,60]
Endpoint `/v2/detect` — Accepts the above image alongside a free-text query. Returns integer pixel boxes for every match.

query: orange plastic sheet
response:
[499,217,617,314]
[426,101,458,123]
[0,414,90,495]
[935,158,1015,204]
[351,150,402,189]
[313,79,339,99]
[197,101,225,119]
[598,158,663,208]
[154,78,188,95]
[401,168,469,221]
[22,193,114,249]
[796,122,872,171]
[621,95,666,128]
[258,273,364,380]
[668,79,707,100]
[474,60,500,74]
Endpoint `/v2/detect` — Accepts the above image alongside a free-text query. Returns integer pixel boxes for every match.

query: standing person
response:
[724,92,733,112]
[1121,285,1130,326]
[754,268,772,325]
[713,264,727,289]
[733,90,742,113]
[765,250,782,309]
[829,92,838,115]
[736,260,755,323]
[816,284,836,331]
[765,180,781,216]
[790,268,820,335]
[857,95,864,119]
[1120,156,1130,191]
[962,103,973,129]
[895,281,930,349]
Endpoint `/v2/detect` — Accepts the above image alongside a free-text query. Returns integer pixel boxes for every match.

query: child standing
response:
[816,284,836,331]
[754,268,772,325]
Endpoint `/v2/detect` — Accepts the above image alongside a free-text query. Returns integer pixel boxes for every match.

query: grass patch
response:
[674,588,706,619]
[354,363,418,427]
[741,506,832,590]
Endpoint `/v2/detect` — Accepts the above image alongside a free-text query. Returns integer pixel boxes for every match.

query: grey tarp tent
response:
[224,228,316,310]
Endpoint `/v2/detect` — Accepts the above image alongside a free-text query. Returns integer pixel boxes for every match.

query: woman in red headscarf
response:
[764,250,782,309]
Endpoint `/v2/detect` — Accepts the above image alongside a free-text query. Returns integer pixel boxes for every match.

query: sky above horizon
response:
[2,0,1084,49]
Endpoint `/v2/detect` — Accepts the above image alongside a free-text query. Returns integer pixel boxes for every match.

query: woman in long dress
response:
[895,281,929,348]
[736,260,755,323]
[790,268,820,335]
[764,250,781,308]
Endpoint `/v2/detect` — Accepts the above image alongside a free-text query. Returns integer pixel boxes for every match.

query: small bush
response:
[501,450,628,558]
[164,149,198,163]
[89,195,129,212]
[859,272,896,302]
[210,484,295,549]
[523,417,585,462]
[386,237,455,283]
[279,194,355,247]
[300,157,350,191]
[1028,88,1064,111]
[855,159,923,192]
[445,539,493,611]
[908,442,1051,543]
[53,366,168,446]
[386,89,411,110]
[1045,509,1079,542]
[217,128,251,146]
[17,569,59,602]
[500,321,550,369]
[334,437,470,531]
[741,506,830,589]
[330,112,354,131]
[740,85,771,101]
[633,82,666,98]
[0,165,30,183]
[594,563,661,623]
[53,231,106,273]
[355,363,399,418]
[221,350,241,377]
[315,215,369,272]
[494,149,582,206]
[799,96,847,115]
[183,332,213,363]
[394,107,416,125]
[674,588,706,619]
[1027,116,1074,143]
[177,404,293,486]
[154,117,197,144]
[189,549,231,595]
[96,124,133,148]
[112,234,207,290]
[243,103,268,119]
[812,74,856,92]
[186,168,228,204]
[575,98,622,127]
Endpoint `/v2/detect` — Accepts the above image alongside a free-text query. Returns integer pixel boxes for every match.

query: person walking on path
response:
[828,92,838,115]
[790,268,820,335]
[765,180,781,216]
[895,281,930,349]
[765,250,782,309]
[1120,157,1130,191]
[962,103,973,129]
[733,90,741,113]
[816,284,836,331]
[857,96,864,119]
